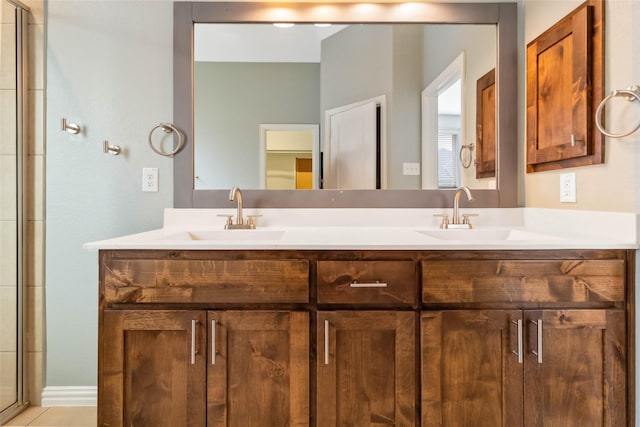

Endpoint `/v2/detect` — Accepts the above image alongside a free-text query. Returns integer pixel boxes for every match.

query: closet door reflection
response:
[0,0,26,419]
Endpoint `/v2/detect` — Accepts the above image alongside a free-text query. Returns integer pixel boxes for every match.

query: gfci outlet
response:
[142,168,159,192]
[403,162,420,176]
[560,172,576,203]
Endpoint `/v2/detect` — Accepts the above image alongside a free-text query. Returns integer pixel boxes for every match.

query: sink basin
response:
[158,229,286,241]
[418,228,561,241]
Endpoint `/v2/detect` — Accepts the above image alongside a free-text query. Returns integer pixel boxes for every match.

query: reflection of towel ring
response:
[148,123,185,157]
[595,85,640,138]
[459,143,475,169]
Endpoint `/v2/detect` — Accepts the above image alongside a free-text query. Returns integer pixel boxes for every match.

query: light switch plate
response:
[560,172,576,203]
[142,168,159,192]
[403,162,420,176]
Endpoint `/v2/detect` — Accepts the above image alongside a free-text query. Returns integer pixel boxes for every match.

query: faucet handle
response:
[433,214,450,229]
[462,213,479,227]
[216,214,233,228]
[246,214,262,229]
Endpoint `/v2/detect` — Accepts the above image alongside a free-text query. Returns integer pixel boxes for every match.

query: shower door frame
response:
[0,0,29,422]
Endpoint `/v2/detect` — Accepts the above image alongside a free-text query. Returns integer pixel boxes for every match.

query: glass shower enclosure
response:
[0,0,28,422]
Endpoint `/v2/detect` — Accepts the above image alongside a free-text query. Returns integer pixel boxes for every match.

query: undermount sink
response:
[418,228,561,241]
[159,229,286,241]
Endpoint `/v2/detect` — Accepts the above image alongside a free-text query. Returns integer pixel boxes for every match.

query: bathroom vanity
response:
[88,208,636,427]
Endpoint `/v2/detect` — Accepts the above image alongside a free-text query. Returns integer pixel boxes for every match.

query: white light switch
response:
[560,173,576,203]
[403,162,420,176]
[142,168,158,192]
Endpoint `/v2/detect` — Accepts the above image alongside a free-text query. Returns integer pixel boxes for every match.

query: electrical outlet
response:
[560,172,576,203]
[142,168,158,192]
[403,162,420,176]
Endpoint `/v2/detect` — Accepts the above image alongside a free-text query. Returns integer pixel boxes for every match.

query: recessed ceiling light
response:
[273,23,295,28]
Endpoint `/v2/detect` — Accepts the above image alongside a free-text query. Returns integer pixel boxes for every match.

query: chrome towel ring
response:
[459,143,475,169]
[148,123,185,157]
[595,85,640,138]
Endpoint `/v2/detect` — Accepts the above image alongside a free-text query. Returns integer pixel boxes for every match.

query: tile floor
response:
[3,407,96,427]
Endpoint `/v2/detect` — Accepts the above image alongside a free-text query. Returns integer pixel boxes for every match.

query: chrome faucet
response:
[435,186,478,229]
[221,186,258,229]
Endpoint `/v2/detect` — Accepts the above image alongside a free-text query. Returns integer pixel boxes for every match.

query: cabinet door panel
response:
[101,310,206,427]
[208,311,309,427]
[526,4,595,170]
[524,309,626,427]
[421,310,523,427]
[317,311,416,426]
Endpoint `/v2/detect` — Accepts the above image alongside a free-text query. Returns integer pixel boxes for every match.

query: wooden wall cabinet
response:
[526,0,604,172]
[476,68,496,179]
[98,249,632,426]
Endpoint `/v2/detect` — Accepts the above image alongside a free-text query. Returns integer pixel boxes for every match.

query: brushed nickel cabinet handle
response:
[350,281,388,288]
[211,320,216,365]
[530,319,543,363]
[511,319,523,364]
[191,319,198,365]
[324,320,330,365]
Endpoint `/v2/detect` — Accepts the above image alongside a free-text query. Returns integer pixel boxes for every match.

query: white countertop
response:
[84,208,638,251]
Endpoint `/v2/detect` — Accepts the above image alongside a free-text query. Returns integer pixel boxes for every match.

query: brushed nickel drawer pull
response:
[530,319,543,363]
[191,319,198,365]
[511,319,523,364]
[324,320,330,365]
[211,320,216,365]
[350,281,388,288]
[570,134,579,146]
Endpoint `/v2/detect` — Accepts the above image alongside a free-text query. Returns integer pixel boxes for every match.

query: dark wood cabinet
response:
[422,309,626,427]
[101,310,207,427]
[207,310,309,427]
[317,311,417,426]
[523,309,626,427]
[526,0,604,172]
[101,309,308,427]
[476,68,496,179]
[421,310,523,427]
[97,249,632,426]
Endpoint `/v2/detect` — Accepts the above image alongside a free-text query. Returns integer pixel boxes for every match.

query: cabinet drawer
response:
[103,259,309,304]
[317,261,417,305]
[422,260,625,304]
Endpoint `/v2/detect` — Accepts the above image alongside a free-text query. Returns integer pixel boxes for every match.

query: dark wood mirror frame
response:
[174,2,517,208]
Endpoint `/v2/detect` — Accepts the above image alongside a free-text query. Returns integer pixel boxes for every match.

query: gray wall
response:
[422,24,496,188]
[194,62,320,189]
[321,25,424,189]
[46,1,173,386]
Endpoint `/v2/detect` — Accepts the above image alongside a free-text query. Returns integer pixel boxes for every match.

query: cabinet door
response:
[317,311,416,426]
[421,310,523,427]
[524,309,626,427]
[526,2,604,172]
[101,310,206,427]
[207,311,309,427]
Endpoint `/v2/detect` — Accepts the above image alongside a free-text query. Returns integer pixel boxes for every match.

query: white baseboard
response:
[41,386,97,407]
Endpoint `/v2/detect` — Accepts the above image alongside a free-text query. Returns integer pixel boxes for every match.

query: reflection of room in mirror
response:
[193,23,496,190]
[263,128,315,190]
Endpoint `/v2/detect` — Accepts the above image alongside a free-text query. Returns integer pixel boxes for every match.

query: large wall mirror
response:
[174,2,517,208]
